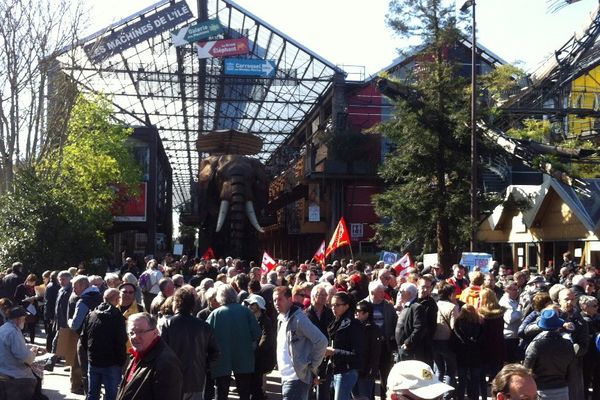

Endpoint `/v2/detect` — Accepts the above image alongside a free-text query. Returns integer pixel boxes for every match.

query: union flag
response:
[313,241,326,270]
[325,217,351,258]
[261,251,277,273]
[201,247,215,260]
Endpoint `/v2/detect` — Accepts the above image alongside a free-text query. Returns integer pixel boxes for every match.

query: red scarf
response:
[126,337,160,383]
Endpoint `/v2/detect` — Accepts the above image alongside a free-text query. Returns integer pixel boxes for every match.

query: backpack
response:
[138,271,152,293]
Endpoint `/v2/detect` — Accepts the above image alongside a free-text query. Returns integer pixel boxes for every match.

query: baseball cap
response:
[387,360,453,399]
[243,294,266,310]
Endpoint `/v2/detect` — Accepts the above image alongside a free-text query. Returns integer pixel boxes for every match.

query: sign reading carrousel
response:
[224,58,277,78]
[84,1,193,64]
[197,37,249,59]
[459,252,494,272]
[171,18,223,46]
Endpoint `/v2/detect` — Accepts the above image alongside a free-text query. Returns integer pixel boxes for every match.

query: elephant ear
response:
[198,156,220,221]
[249,158,269,211]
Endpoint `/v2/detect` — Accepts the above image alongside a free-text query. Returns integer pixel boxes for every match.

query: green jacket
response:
[207,303,260,377]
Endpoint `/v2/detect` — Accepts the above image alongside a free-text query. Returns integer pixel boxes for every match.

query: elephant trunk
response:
[245,201,264,233]
[215,200,230,232]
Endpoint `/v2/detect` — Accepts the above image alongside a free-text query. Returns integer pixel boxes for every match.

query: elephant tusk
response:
[215,200,230,232]
[245,201,264,233]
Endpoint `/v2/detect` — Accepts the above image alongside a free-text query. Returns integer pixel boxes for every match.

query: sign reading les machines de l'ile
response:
[84,1,193,64]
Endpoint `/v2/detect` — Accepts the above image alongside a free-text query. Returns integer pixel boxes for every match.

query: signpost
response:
[196,38,249,59]
[223,58,277,78]
[84,1,193,64]
[171,18,224,47]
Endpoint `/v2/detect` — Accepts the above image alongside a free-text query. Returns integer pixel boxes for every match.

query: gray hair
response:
[368,281,385,294]
[400,282,418,302]
[310,283,329,301]
[267,271,278,285]
[103,288,120,302]
[216,284,238,305]
[72,275,89,287]
[127,312,156,331]
[205,287,218,300]
[572,274,587,287]
[579,295,597,308]
[105,272,120,282]
[200,278,214,291]
[57,270,72,280]
[122,272,138,285]
[146,259,158,270]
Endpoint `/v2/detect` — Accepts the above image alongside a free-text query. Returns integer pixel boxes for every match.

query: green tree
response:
[373,0,472,266]
[0,94,140,273]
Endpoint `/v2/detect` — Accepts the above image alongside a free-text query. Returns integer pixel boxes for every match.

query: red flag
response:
[261,251,277,273]
[325,217,351,258]
[201,247,215,260]
[392,252,414,276]
[313,241,326,270]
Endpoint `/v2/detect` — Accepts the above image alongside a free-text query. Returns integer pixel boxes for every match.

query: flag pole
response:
[349,243,354,262]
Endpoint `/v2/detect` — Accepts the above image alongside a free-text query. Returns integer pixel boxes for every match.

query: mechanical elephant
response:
[197,154,269,258]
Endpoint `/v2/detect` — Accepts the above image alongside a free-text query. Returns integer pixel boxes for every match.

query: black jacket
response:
[117,339,183,400]
[161,313,220,393]
[359,320,383,379]
[80,302,127,368]
[451,318,483,367]
[55,285,72,328]
[305,305,335,377]
[362,297,398,352]
[3,272,25,301]
[524,330,576,390]
[395,300,426,360]
[327,313,365,374]
[255,313,276,374]
[44,282,60,321]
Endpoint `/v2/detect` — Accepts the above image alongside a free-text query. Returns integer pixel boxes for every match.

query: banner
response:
[380,251,399,265]
[84,1,193,64]
[312,241,326,270]
[392,252,413,276]
[460,252,493,272]
[325,217,351,258]
[261,251,277,273]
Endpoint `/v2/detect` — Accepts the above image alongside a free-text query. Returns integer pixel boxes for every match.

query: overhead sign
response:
[196,37,249,59]
[224,58,277,78]
[350,223,363,239]
[84,1,193,64]
[171,18,223,47]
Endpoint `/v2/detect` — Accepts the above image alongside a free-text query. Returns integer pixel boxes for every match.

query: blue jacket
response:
[68,286,102,332]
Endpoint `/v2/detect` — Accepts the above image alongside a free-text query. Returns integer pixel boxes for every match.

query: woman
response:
[138,259,163,311]
[478,288,506,399]
[326,292,365,400]
[14,274,42,343]
[352,300,383,400]
[452,304,483,400]
[433,281,459,399]
[518,291,552,350]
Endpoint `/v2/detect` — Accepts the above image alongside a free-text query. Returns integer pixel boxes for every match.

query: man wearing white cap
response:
[244,294,276,400]
[387,359,454,399]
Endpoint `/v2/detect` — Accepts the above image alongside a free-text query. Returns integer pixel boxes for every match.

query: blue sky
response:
[88,0,598,75]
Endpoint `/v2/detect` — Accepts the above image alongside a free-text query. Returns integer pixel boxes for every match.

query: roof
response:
[54,0,343,207]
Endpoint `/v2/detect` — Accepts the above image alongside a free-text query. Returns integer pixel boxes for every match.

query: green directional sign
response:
[171,18,223,47]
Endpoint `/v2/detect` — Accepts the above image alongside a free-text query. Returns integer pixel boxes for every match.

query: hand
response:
[325,346,335,356]
[313,377,320,385]
[401,343,408,350]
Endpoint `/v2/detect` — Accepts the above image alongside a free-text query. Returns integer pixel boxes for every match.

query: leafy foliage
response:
[506,119,550,142]
[0,94,140,274]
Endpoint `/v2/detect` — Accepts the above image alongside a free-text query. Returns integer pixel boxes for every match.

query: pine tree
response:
[373,0,473,267]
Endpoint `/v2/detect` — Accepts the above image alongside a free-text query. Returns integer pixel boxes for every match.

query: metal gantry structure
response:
[54,0,344,208]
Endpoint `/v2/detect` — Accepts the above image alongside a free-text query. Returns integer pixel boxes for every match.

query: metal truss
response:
[54,0,343,207]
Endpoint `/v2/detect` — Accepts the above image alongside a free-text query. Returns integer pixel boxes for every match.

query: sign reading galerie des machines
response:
[84,1,193,64]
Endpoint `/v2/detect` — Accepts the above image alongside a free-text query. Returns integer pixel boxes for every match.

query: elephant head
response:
[198,154,269,235]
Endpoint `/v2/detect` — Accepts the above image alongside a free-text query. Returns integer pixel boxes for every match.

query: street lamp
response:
[461,0,477,251]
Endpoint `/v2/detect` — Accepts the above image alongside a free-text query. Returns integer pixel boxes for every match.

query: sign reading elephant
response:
[197,154,269,258]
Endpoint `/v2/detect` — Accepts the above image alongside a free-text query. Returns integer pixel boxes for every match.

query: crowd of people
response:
[0,251,598,400]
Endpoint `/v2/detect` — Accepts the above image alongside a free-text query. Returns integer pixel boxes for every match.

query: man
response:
[118,282,145,319]
[498,280,523,363]
[416,276,437,367]
[43,271,60,353]
[524,308,576,399]
[207,284,260,400]
[162,288,220,400]
[69,275,103,395]
[446,264,468,299]
[2,261,25,301]
[80,288,127,400]
[395,282,427,362]
[0,306,43,399]
[305,283,335,400]
[120,257,140,279]
[117,312,183,400]
[491,363,537,400]
[557,288,589,400]
[386,360,453,400]
[149,278,174,317]
[196,287,218,321]
[273,286,327,400]
[365,281,397,400]
[47,270,72,371]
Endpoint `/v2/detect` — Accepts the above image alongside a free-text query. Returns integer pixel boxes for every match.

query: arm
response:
[523,340,537,369]
[403,304,425,349]
[153,355,184,400]
[9,329,35,365]
[206,325,220,363]
[296,314,327,376]
[68,301,89,331]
